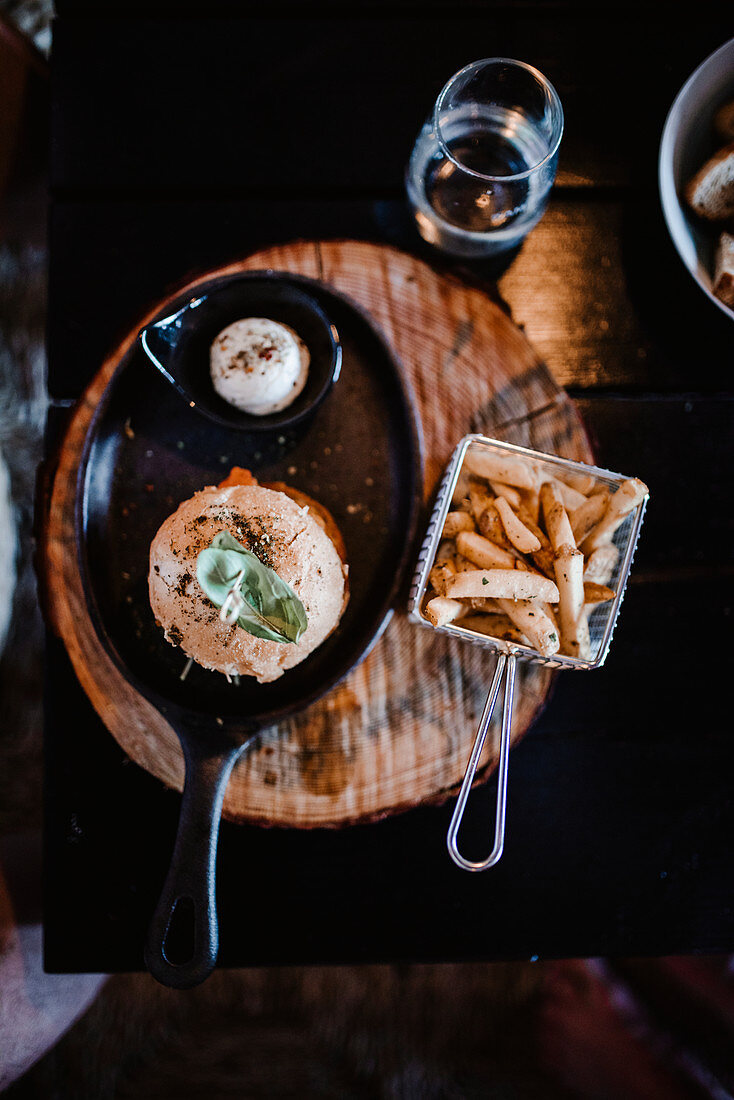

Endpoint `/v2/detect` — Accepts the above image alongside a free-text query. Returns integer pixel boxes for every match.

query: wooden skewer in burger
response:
[148,467,349,684]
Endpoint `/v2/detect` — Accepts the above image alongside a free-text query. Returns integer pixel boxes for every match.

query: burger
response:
[148,468,348,683]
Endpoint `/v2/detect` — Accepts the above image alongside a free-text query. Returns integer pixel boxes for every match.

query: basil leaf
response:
[196,538,308,645]
[211,530,248,554]
[195,547,243,604]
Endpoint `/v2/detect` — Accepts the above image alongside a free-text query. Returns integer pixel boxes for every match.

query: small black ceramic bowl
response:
[138,272,342,434]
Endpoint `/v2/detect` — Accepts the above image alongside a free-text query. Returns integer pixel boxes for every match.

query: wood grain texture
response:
[44,240,593,828]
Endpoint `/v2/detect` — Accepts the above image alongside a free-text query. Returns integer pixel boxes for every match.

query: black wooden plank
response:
[44,574,734,974]
[52,0,731,13]
[46,198,387,401]
[47,195,734,403]
[574,395,734,573]
[49,15,732,194]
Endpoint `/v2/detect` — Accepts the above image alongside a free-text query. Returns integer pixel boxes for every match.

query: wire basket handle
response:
[447,653,517,872]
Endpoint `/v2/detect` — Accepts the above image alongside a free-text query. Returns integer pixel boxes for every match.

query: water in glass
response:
[407,105,554,257]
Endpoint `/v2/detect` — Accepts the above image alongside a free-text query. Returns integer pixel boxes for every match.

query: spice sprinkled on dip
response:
[210,317,310,415]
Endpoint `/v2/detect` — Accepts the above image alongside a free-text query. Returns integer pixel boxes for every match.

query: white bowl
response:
[659,37,734,321]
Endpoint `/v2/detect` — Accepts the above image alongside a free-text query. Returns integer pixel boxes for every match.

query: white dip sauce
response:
[210,317,310,415]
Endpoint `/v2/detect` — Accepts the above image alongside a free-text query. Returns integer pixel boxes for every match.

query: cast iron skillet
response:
[75,270,422,989]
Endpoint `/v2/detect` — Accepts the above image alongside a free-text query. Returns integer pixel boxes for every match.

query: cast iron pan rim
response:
[140,272,344,433]
[74,268,424,729]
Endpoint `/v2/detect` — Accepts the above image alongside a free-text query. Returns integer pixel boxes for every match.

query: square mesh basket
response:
[408,434,649,870]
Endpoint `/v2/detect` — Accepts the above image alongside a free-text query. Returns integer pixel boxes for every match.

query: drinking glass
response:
[406,58,564,257]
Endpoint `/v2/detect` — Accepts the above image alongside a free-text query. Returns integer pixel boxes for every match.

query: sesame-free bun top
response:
[148,483,348,683]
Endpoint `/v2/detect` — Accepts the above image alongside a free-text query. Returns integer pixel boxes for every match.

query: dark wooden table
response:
[43,2,734,974]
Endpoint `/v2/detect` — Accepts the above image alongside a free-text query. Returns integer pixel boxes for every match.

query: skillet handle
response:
[144,733,247,989]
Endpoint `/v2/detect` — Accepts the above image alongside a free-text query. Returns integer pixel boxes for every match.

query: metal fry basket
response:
[408,434,649,872]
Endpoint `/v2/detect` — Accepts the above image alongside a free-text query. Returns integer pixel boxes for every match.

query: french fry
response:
[466,596,502,613]
[516,501,547,539]
[446,569,559,603]
[489,481,523,509]
[514,504,556,578]
[451,469,472,506]
[571,489,610,544]
[495,598,560,657]
[456,530,516,570]
[454,553,478,573]
[424,597,466,628]
[583,581,615,605]
[521,487,540,525]
[554,546,585,615]
[573,612,593,660]
[442,510,475,539]
[581,582,615,654]
[557,469,597,495]
[527,547,556,580]
[463,447,538,490]
[468,480,494,525]
[549,477,587,512]
[581,478,648,554]
[541,601,559,631]
[429,559,456,595]
[583,544,619,585]
[514,559,546,577]
[553,545,586,656]
[494,495,542,553]
[540,481,575,552]
[435,539,455,567]
[478,501,514,550]
[457,612,527,645]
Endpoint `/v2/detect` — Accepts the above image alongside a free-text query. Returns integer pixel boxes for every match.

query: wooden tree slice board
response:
[44,240,593,828]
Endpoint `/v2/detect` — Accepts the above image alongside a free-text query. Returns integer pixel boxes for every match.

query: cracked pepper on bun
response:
[148,468,348,683]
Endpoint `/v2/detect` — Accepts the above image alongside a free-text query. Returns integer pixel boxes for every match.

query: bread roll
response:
[713,231,734,308]
[714,99,734,146]
[685,144,734,222]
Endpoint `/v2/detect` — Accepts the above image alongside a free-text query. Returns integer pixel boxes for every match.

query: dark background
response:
[44,1,734,974]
